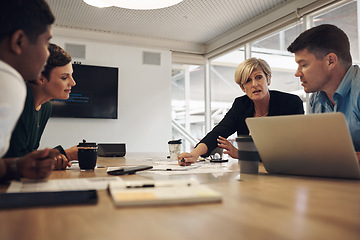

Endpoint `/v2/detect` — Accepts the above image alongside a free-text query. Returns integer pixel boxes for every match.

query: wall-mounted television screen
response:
[51,64,118,119]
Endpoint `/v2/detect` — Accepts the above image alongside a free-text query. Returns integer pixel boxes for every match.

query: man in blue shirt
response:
[287,24,360,161]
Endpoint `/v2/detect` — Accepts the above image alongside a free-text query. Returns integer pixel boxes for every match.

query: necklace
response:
[37,111,40,128]
[254,108,268,117]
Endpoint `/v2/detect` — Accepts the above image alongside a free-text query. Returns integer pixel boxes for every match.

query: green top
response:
[4,84,66,158]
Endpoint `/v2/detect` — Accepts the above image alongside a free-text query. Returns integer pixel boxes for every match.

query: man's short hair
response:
[287,24,352,64]
[0,0,55,43]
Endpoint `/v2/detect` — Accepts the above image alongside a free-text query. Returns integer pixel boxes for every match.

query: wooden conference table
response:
[0,153,360,240]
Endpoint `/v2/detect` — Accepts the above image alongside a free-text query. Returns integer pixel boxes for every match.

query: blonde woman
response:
[178,58,304,165]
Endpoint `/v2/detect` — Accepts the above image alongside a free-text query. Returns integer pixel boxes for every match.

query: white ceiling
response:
[47,0,289,43]
[46,0,339,56]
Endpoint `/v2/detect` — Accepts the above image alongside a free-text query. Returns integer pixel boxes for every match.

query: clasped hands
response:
[53,145,78,170]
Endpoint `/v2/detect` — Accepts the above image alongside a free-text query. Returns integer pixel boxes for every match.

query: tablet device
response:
[0,190,98,209]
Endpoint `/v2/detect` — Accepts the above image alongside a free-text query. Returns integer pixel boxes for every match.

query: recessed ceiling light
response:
[83,0,184,10]
[83,0,112,8]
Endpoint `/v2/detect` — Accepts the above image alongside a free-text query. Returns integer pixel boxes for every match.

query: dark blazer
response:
[199,90,304,156]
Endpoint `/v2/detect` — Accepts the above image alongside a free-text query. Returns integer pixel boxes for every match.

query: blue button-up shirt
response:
[310,65,360,151]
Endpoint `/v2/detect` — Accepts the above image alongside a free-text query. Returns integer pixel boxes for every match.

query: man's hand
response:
[17,148,58,179]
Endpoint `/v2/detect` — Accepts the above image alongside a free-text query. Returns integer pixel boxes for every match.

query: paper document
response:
[150,161,237,175]
[108,179,222,207]
[151,164,200,171]
[7,177,123,193]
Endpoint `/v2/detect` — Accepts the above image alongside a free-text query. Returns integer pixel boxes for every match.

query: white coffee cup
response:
[168,139,182,161]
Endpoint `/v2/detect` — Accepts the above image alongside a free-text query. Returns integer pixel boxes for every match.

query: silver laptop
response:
[245,112,360,179]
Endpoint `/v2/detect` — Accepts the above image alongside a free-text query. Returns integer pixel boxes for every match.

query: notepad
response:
[108,179,222,207]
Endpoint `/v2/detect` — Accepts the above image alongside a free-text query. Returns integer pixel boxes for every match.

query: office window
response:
[207,48,245,148]
[171,65,204,152]
[210,48,245,126]
[313,0,359,62]
[253,33,280,51]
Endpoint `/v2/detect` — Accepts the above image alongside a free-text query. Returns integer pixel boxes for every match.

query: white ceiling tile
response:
[47,0,289,44]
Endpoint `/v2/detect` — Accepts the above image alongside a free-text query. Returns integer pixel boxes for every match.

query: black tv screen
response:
[51,64,118,119]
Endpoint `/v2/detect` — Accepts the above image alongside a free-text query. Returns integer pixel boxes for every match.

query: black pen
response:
[126,184,155,188]
[126,182,193,188]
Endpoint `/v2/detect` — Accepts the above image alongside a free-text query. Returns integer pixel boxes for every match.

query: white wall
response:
[39,32,172,153]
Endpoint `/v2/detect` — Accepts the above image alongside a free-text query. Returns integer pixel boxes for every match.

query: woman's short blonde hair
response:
[234,58,271,87]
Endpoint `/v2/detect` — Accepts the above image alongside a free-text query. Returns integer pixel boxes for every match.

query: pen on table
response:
[126,182,193,188]
[126,184,155,188]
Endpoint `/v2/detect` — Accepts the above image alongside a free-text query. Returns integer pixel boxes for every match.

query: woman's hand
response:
[53,154,71,170]
[177,143,208,166]
[64,145,78,161]
[178,152,198,166]
[217,136,238,159]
